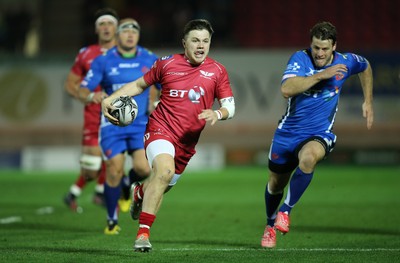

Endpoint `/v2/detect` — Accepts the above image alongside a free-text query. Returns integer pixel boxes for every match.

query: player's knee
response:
[298,154,318,172]
[106,169,124,186]
[154,166,175,185]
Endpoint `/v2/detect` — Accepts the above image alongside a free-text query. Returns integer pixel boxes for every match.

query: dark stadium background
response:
[0,0,399,170]
[0,1,399,261]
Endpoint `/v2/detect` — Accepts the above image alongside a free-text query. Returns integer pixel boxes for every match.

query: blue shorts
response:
[100,125,146,160]
[268,129,336,174]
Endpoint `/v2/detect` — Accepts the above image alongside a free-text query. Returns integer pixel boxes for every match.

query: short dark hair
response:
[183,19,214,39]
[310,21,337,45]
[94,7,119,22]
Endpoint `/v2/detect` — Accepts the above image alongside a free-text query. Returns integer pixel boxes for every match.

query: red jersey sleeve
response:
[214,62,234,100]
[70,48,87,77]
[70,45,103,79]
[143,57,165,86]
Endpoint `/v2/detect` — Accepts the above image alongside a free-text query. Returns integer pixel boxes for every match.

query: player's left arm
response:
[357,61,374,130]
[198,96,235,126]
[198,65,235,125]
[218,96,235,121]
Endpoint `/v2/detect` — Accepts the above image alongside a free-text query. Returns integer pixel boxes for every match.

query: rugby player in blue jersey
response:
[78,18,160,234]
[261,21,374,248]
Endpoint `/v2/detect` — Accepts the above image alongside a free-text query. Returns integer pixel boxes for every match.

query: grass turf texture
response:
[0,165,399,262]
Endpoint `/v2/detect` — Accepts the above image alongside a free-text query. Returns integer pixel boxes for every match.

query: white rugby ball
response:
[110,95,138,127]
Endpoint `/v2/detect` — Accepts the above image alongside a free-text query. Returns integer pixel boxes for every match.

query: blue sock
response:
[104,182,121,222]
[265,183,283,226]
[280,167,313,214]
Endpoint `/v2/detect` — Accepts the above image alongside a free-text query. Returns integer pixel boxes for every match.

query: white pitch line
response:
[36,206,54,215]
[159,248,400,252]
[0,216,22,224]
[0,206,55,225]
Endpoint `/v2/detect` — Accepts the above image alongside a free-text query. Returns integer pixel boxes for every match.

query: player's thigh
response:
[297,135,334,172]
[106,153,126,183]
[131,149,150,175]
[298,140,326,162]
[100,134,127,160]
[144,132,185,185]
[268,135,298,174]
[153,153,176,183]
[146,139,176,177]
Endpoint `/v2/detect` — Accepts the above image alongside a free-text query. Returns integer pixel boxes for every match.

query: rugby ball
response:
[110,95,138,127]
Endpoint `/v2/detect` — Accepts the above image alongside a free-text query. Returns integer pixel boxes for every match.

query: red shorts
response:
[144,129,196,174]
[82,126,99,146]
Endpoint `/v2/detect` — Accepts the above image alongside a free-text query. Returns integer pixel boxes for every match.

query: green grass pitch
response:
[0,165,399,262]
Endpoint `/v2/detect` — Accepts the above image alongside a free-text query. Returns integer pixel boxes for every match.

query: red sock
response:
[75,174,86,188]
[137,212,156,237]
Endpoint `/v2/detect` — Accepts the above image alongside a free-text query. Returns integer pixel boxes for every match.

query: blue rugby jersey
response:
[81,45,158,135]
[277,49,368,134]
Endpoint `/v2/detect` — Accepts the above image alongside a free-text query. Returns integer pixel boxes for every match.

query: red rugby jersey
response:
[70,44,107,132]
[144,54,234,148]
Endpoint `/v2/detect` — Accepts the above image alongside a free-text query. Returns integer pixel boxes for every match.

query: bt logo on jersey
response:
[169,86,205,103]
[169,90,188,98]
[188,86,205,103]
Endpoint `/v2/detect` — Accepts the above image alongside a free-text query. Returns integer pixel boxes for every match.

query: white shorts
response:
[146,139,181,186]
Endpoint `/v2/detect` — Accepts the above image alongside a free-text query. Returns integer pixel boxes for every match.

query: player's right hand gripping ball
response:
[110,95,138,127]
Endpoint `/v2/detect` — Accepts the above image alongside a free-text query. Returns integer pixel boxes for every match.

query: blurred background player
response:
[261,21,374,248]
[102,19,235,252]
[78,18,160,234]
[63,8,119,212]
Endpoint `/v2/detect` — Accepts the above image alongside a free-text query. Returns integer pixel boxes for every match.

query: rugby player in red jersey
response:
[63,8,118,212]
[102,19,236,252]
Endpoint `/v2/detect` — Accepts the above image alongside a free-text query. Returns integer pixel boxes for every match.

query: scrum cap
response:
[117,20,141,33]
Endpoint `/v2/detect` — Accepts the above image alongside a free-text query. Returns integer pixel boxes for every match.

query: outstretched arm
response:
[358,62,374,129]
